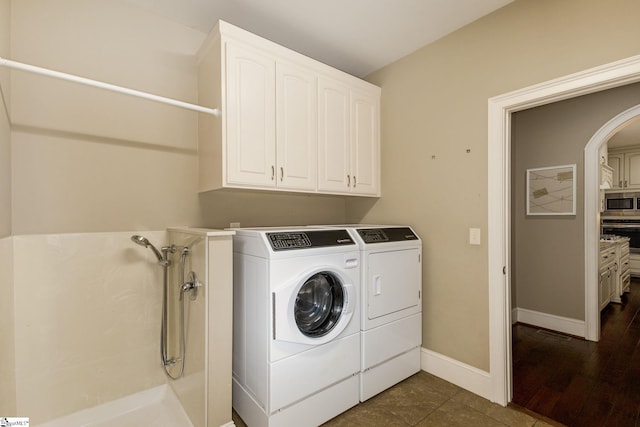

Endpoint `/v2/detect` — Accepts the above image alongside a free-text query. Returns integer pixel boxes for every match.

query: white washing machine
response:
[231,227,361,427]
[314,225,422,401]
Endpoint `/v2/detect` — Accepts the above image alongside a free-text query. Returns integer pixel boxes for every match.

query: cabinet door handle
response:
[347,175,351,187]
[619,180,623,188]
[280,167,284,182]
[625,180,628,187]
[271,165,275,180]
[353,176,357,188]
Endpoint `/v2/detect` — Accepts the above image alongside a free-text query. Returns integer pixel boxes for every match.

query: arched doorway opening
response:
[584,104,640,339]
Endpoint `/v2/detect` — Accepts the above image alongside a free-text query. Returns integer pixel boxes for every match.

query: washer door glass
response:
[294,272,344,337]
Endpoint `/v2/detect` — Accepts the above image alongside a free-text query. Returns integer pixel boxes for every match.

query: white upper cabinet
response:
[608,153,623,189]
[318,77,351,193]
[276,60,317,191]
[197,20,380,197]
[350,88,380,196]
[608,148,640,190]
[318,79,380,195]
[225,42,276,187]
[625,150,640,189]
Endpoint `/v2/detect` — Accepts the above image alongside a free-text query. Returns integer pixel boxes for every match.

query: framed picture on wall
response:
[526,164,576,215]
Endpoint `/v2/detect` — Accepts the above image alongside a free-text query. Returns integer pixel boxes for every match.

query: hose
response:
[159,246,191,380]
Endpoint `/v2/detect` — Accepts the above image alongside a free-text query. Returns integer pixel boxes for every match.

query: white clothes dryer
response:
[314,225,422,401]
[231,227,361,427]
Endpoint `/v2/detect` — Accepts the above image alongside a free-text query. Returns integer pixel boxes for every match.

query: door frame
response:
[487,55,640,406]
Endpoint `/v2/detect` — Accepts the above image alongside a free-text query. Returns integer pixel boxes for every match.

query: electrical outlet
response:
[469,228,481,245]
[230,222,241,228]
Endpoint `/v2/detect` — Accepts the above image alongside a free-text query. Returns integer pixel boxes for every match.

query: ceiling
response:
[609,119,640,148]
[123,0,513,77]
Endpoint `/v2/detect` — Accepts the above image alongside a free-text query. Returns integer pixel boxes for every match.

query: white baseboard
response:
[513,307,585,337]
[420,347,491,401]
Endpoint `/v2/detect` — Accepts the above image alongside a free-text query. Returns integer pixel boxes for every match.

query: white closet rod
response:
[0,56,220,117]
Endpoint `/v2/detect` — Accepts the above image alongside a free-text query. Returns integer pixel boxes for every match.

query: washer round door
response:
[273,270,355,345]
[295,272,345,338]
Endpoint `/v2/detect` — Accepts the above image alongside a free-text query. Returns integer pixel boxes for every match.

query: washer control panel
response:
[268,232,312,250]
[267,230,355,251]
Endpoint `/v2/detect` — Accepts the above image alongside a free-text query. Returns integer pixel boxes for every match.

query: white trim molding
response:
[421,347,491,401]
[488,54,640,406]
[512,308,585,338]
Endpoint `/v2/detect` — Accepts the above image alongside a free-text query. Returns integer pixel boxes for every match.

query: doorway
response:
[509,103,640,425]
[487,55,640,406]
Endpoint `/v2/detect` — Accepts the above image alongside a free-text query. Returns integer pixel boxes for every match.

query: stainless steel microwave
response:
[606,196,634,210]
[604,192,640,213]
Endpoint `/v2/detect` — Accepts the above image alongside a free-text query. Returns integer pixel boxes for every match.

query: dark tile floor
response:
[233,371,558,426]
[512,279,640,426]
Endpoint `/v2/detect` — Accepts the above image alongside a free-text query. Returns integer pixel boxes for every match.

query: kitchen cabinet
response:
[610,238,630,303]
[599,238,631,307]
[599,242,616,310]
[607,148,640,190]
[197,20,380,197]
[608,153,622,189]
[629,253,640,277]
[599,268,613,311]
[619,241,631,295]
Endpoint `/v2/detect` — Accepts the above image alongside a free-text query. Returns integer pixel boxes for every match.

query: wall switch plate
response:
[229,222,241,228]
[469,228,481,245]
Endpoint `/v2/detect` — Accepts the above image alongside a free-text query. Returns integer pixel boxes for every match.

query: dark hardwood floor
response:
[512,279,640,426]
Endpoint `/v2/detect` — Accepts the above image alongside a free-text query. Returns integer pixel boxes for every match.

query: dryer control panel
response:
[267,230,355,251]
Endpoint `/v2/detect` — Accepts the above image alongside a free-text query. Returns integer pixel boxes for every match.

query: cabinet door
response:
[599,270,609,310]
[351,88,380,196]
[276,61,317,190]
[608,154,623,189]
[318,77,351,193]
[625,150,640,189]
[225,42,276,187]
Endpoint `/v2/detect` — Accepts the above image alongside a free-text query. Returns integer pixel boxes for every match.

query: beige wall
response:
[10,0,202,234]
[0,0,14,417]
[0,0,10,238]
[10,0,347,235]
[512,83,640,320]
[352,0,640,371]
[0,237,16,415]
